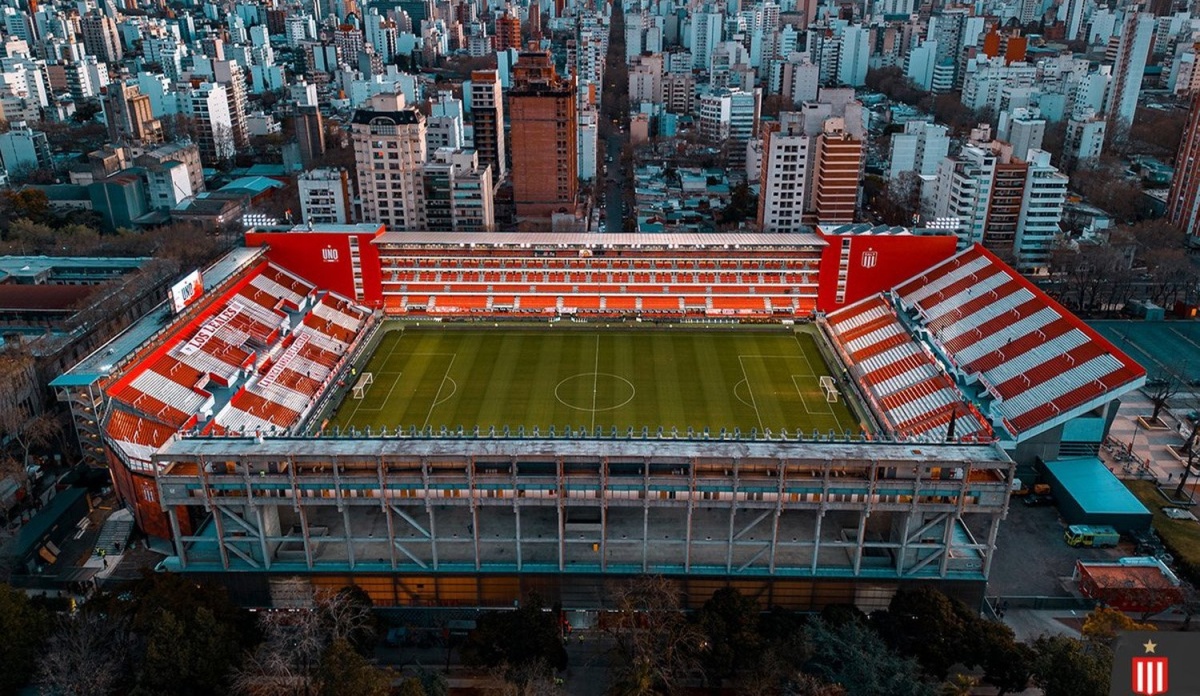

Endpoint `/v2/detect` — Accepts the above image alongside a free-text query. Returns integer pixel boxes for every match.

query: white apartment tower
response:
[888,120,950,180]
[756,112,811,233]
[299,168,354,224]
[1106,10,1155,134]
[351,92,427,229]
[188,82,235,163]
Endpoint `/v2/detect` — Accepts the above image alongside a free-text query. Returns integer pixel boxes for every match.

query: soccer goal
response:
[819,376,839,403]
[352,372,374,399]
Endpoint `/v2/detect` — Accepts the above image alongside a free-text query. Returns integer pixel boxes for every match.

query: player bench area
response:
[352,372,374,399]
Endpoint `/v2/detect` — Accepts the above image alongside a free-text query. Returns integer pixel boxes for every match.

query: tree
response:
[1146,366,1184,422]
[321,585,378,656]
[37,612,135,696]
[129,606,246,696]
[1030,635,1111,696]
[940,674,978,696]
[693,587,762,684]
[0,584,50,695]
[314,639,391,696]
[1081,607,1156,645]
[803,617,936,696]
[461,595,567,682]
[605,576,705,695]
[871,587,977,680]
[970,619,1032,696]
[783,672,847,696]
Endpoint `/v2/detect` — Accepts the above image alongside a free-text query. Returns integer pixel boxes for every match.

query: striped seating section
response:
[211,290,369,435]
[826,296,989,442]
[106,264,372,453]
[894,246,1145,435]
[104,407,178,465]
[377,248,825,318]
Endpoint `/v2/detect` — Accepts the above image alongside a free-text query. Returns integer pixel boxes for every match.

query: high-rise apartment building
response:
[0,121,51,173]
[1166,92,1200,246]
[214,61,250,150]
[470,70,505,182]
[1016,150,1068,270]
[298,168,353,224]
[508,51,577,225]
[421,148,495,232]
[351,92,426,229]
[495,9,521,51]
[1063,111,1107,169]
[1107,9,1155,134]
[188,82,236,163]
[80,11,122,63]
[102,82,162,145]
[933,137,1066,269]
[698,88,760,170]
[756,112,811,233]
[888,120,949,180]
[809,118,863,223]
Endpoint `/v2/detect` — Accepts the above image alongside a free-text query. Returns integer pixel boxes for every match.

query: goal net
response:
[352,372,374,399]
[819,376,839,403]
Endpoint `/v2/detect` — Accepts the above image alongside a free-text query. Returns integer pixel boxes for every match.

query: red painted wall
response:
[816,233,958,312]
[244,227,386,308]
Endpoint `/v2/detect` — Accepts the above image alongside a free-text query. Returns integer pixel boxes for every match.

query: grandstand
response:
[52,229,1146,611]
[374,231,828,318]
[89,258,375,537]
[823,246,1145,470]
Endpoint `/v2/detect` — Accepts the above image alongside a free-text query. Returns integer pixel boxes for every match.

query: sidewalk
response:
[1101,390,1193,488]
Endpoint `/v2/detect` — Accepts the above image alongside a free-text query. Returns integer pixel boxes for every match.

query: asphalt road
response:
[600,1,631,233]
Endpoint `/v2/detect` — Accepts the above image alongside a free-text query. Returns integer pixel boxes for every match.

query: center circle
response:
[554,373,636,412]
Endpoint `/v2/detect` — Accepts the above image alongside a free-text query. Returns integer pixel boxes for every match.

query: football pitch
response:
[328,326,859,436]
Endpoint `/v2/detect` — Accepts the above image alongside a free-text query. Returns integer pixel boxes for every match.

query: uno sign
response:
[169,270,204,314]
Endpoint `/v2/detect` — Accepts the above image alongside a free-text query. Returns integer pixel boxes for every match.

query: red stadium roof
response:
[893,245,1145,439]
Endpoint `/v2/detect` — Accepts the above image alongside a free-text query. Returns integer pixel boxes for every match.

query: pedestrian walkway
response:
[1100,390,1195,490]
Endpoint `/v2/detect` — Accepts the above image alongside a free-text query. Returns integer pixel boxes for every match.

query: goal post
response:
[819,375,839,403]
[352,372,374,399]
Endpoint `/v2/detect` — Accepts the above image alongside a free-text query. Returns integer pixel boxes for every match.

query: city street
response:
[600,0,631,233]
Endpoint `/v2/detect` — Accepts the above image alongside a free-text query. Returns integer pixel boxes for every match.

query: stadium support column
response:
[812,459,832,574]
[468,456,480,572]
[684,459,697,572]
[556,458,565,572]
[642,458,650,572]
[202,460,233,570]
[512,456,522,571]
[167,507,187,569]
[726,462,739,573]
[982,512,1001,578]
[599,457,608,572]
[290,458,316,570]
[422,458,439,570]
[768,460,786,574]
[851,510,868,576]
[379,457,398,570]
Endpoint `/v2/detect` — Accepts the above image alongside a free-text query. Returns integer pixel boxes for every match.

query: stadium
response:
[52,224,1146,611]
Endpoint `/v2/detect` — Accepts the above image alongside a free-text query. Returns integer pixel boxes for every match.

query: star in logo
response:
[1143,640,1158,654]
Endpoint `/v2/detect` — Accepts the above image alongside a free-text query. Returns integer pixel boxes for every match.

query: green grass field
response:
[328,325,859,436]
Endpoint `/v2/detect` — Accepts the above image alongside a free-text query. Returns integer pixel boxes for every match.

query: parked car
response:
[1023,493,1056,507]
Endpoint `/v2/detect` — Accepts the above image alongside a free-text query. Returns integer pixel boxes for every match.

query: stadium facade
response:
[54,224,1145,610]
